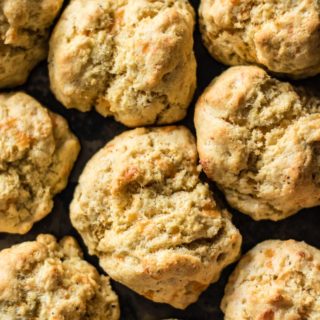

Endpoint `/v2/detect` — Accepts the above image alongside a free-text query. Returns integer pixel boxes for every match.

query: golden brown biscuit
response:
[221,240,320,320]
[70,126,242,309]
[199,0,320,78]
[49,0,196,127]
[0,234,120,320]
[195,66,320,221]
[0,0,63,87]
[0,92,80,234]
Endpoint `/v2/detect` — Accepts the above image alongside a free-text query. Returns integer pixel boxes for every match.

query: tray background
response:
[1,1,320,319]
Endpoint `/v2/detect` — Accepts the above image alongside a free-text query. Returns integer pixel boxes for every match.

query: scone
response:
[0,234,120,320]
[70,126,242,309]
[49,0,196,127]
[199,0,320,78]
[221,240,320,320]
[0,92,80,234]
[195,66,320,221]
[0,0,64,87]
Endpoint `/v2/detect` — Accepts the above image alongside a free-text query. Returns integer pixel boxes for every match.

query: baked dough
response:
[0,92,80,234]
[0,0,63,87]
[199,0,320,78]
[195,66,320,221]
[49,0,196,127]
[221,240,320,320]
[70,126,241,309]
[0,234,120,320]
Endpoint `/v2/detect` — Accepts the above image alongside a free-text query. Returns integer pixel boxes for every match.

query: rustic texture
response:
[70,126,241,309]
[2,1,320,319]
[0,92,80,234]
[199,0,320,78]
[222,240,320,320]
[0,0,63,87]
[49,0,196,127]
[195,66,320,221]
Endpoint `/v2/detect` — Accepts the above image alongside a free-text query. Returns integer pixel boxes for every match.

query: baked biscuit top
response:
[0,92,80,234]
[195,66,320,220]
[49,0,196,127]
[199,0,320,78]
[222,240,320,320]
[0,234,120,320]
[71,126,241,309]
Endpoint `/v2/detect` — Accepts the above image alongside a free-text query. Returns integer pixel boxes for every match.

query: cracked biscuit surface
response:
[221,240,320,320]
[0,0,63,87]
[195,66,320,221]
[0,92,80,234]
[0,234,120,320]
[49,0,196,127]
[199,0,320,78]
[70,126,242,309]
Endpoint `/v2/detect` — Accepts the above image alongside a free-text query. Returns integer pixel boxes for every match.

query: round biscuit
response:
[0,234,120,319]
[222,240,320,320]
[70,126,242,309]
[195,66,320,221]
[0,92,80,233]
[199,0,320,78]
[49,0,196,127]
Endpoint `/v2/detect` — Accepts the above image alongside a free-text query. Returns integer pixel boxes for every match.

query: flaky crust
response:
[0,92,80,234]
[0,0,63,87]
[70,126,241,309]
[221,240,320,320]
[49,0,196,127]
[199,0,320,78]
[195,66,320,221]
[0,234,120,320]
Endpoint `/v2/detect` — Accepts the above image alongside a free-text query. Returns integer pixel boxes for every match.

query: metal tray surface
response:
[1,1,320,319]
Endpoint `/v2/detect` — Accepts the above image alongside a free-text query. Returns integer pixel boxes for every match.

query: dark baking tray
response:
[1,1,320,319]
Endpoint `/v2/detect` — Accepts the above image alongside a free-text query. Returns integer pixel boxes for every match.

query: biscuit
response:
[195,66,320,221]
[0,234,120,319]
[0,92,80,234]
[221,240,320,320]
[199,0,320,78]
[70,126,242,309]
[0,0,63,88]
[49,0,196,127]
